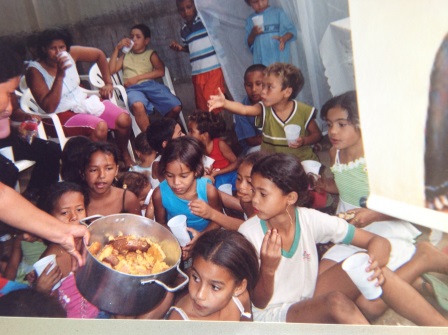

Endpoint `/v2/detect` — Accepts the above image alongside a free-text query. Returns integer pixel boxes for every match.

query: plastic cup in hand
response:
[251,15,264,31]
[19,119,39,144]
[33,254,61,291]
[122,39,134,54]
[342,253,382,300]
[301,160,321,175]
[284,124,301,145]
[218,183,233,195]
[167,215,191,247]
[202,155,215,170]
[57,51,72,68]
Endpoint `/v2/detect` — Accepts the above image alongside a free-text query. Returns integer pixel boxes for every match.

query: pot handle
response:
[140,264,189,292]
[79,214,103,227]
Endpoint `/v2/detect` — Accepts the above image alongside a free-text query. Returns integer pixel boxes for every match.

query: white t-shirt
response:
[238,207,354,309]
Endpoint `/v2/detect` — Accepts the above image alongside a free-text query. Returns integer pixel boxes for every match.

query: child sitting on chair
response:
[109,23,182,132]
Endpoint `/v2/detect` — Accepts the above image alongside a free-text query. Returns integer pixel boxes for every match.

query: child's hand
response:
[287,137,305,148]
[99,83,114,100]
[273,36,286,51]
[124,77,139,88]
[189,199,213,220]
[117,38,131,51]
[251,26,263,38]
[34,264,62,293]
[207,87,225,112]
[366,254,384,287]
[347,208,377,228]
[169,40,183,52]
[260,229,282,276]
[181,227,201,260]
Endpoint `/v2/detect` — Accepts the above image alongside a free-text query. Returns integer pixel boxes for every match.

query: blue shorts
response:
[126,80,181,115]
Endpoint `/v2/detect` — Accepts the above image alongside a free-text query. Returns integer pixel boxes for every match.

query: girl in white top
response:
[166,229,257,321]
[238,153,448,326]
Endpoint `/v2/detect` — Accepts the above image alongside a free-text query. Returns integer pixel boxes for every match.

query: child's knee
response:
[131,102,146,114]
[117,113,132,128]
[94,121,108,139]
[324,291,359,318]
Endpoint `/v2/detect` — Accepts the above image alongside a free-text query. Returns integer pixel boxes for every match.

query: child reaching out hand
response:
[166,229,258,321]
[208,62,322,162]
[238,153,448,326]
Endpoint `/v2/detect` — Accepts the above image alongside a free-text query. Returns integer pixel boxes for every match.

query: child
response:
[238,153,448,325]
[234,64,264,155]
[166,229,258,321]
[188,111,238,190]
[60,136,92,184]
[152,136,222,259]
[37,181,101,318]
[109,23,182,132]
[129,132,157,181]
[244,0,297,66]
[146,118,185,188]
[208,62,322,162]
[117,171,154,219]
[170,0,226,113]
[80,142,141,216]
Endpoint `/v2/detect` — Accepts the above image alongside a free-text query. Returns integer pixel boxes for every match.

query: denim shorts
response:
[126,80,181,115]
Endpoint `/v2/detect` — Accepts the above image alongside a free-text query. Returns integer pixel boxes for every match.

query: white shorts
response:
[252,302,294,322]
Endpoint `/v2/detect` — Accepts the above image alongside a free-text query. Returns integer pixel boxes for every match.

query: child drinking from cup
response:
[208,62,322,162]
[166,229,258,321]
[238,153,448,326]
[152,136,222,259]
[244,0,297,66]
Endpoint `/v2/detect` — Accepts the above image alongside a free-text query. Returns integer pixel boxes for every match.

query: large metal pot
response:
[75,214,188,315]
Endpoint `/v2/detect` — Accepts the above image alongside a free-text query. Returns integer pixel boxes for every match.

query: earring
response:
[286,203,293,225]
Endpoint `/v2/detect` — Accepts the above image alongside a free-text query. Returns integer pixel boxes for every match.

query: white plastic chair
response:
[0,146,36,192]
[88,62,188,134]
[20,89,135,162]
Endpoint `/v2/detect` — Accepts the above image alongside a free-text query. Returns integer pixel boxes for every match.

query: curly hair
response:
[264,62,304,100]
[188,110,226,139]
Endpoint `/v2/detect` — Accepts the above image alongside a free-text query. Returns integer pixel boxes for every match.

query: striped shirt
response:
[181,15,221,75]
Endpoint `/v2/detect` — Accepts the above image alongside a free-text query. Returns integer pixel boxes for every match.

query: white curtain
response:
[196,0,349,131]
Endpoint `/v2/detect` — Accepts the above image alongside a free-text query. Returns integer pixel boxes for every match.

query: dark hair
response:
[81,142,120,174]
[251,153,310,206]
[0,45,25,83]
[36,29,73,60]
[37,181,87,214]
[117,171,150,196]
[135,132,154,155]
[60,136,92,184]
[131,24,151,39]
[244,0,251,5]
[237,150,269,169]
[244,63,266,80]
[192,229,259,293]
[265,62,304,100]
[0,289,66,317]
[146,118,178,154]
[158,136,204,177]
[320,90,360,129]
[188,110,226,139]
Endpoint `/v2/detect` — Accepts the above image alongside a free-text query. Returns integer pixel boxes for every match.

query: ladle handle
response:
[140,264,189,292]
[79,214,103,227]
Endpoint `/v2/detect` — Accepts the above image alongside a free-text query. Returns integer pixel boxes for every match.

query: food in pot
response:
[88,235,169,275]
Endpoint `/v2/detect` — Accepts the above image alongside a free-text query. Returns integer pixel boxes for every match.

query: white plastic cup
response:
[218,183,233,195]
[284,124,301,145]
[202,155,215,169]
[33,254,61,291]
[251,15,264,31]
[301,160,322,175]
[167,215,191,247]
[342,253,383,300]
[58,51,72,68]
[122,39,134,54]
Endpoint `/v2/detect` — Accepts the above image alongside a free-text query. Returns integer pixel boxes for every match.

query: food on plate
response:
[88,235,169,275]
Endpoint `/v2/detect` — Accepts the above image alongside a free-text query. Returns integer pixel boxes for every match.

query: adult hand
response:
[207,87,225,112]
[59,224,90,269]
